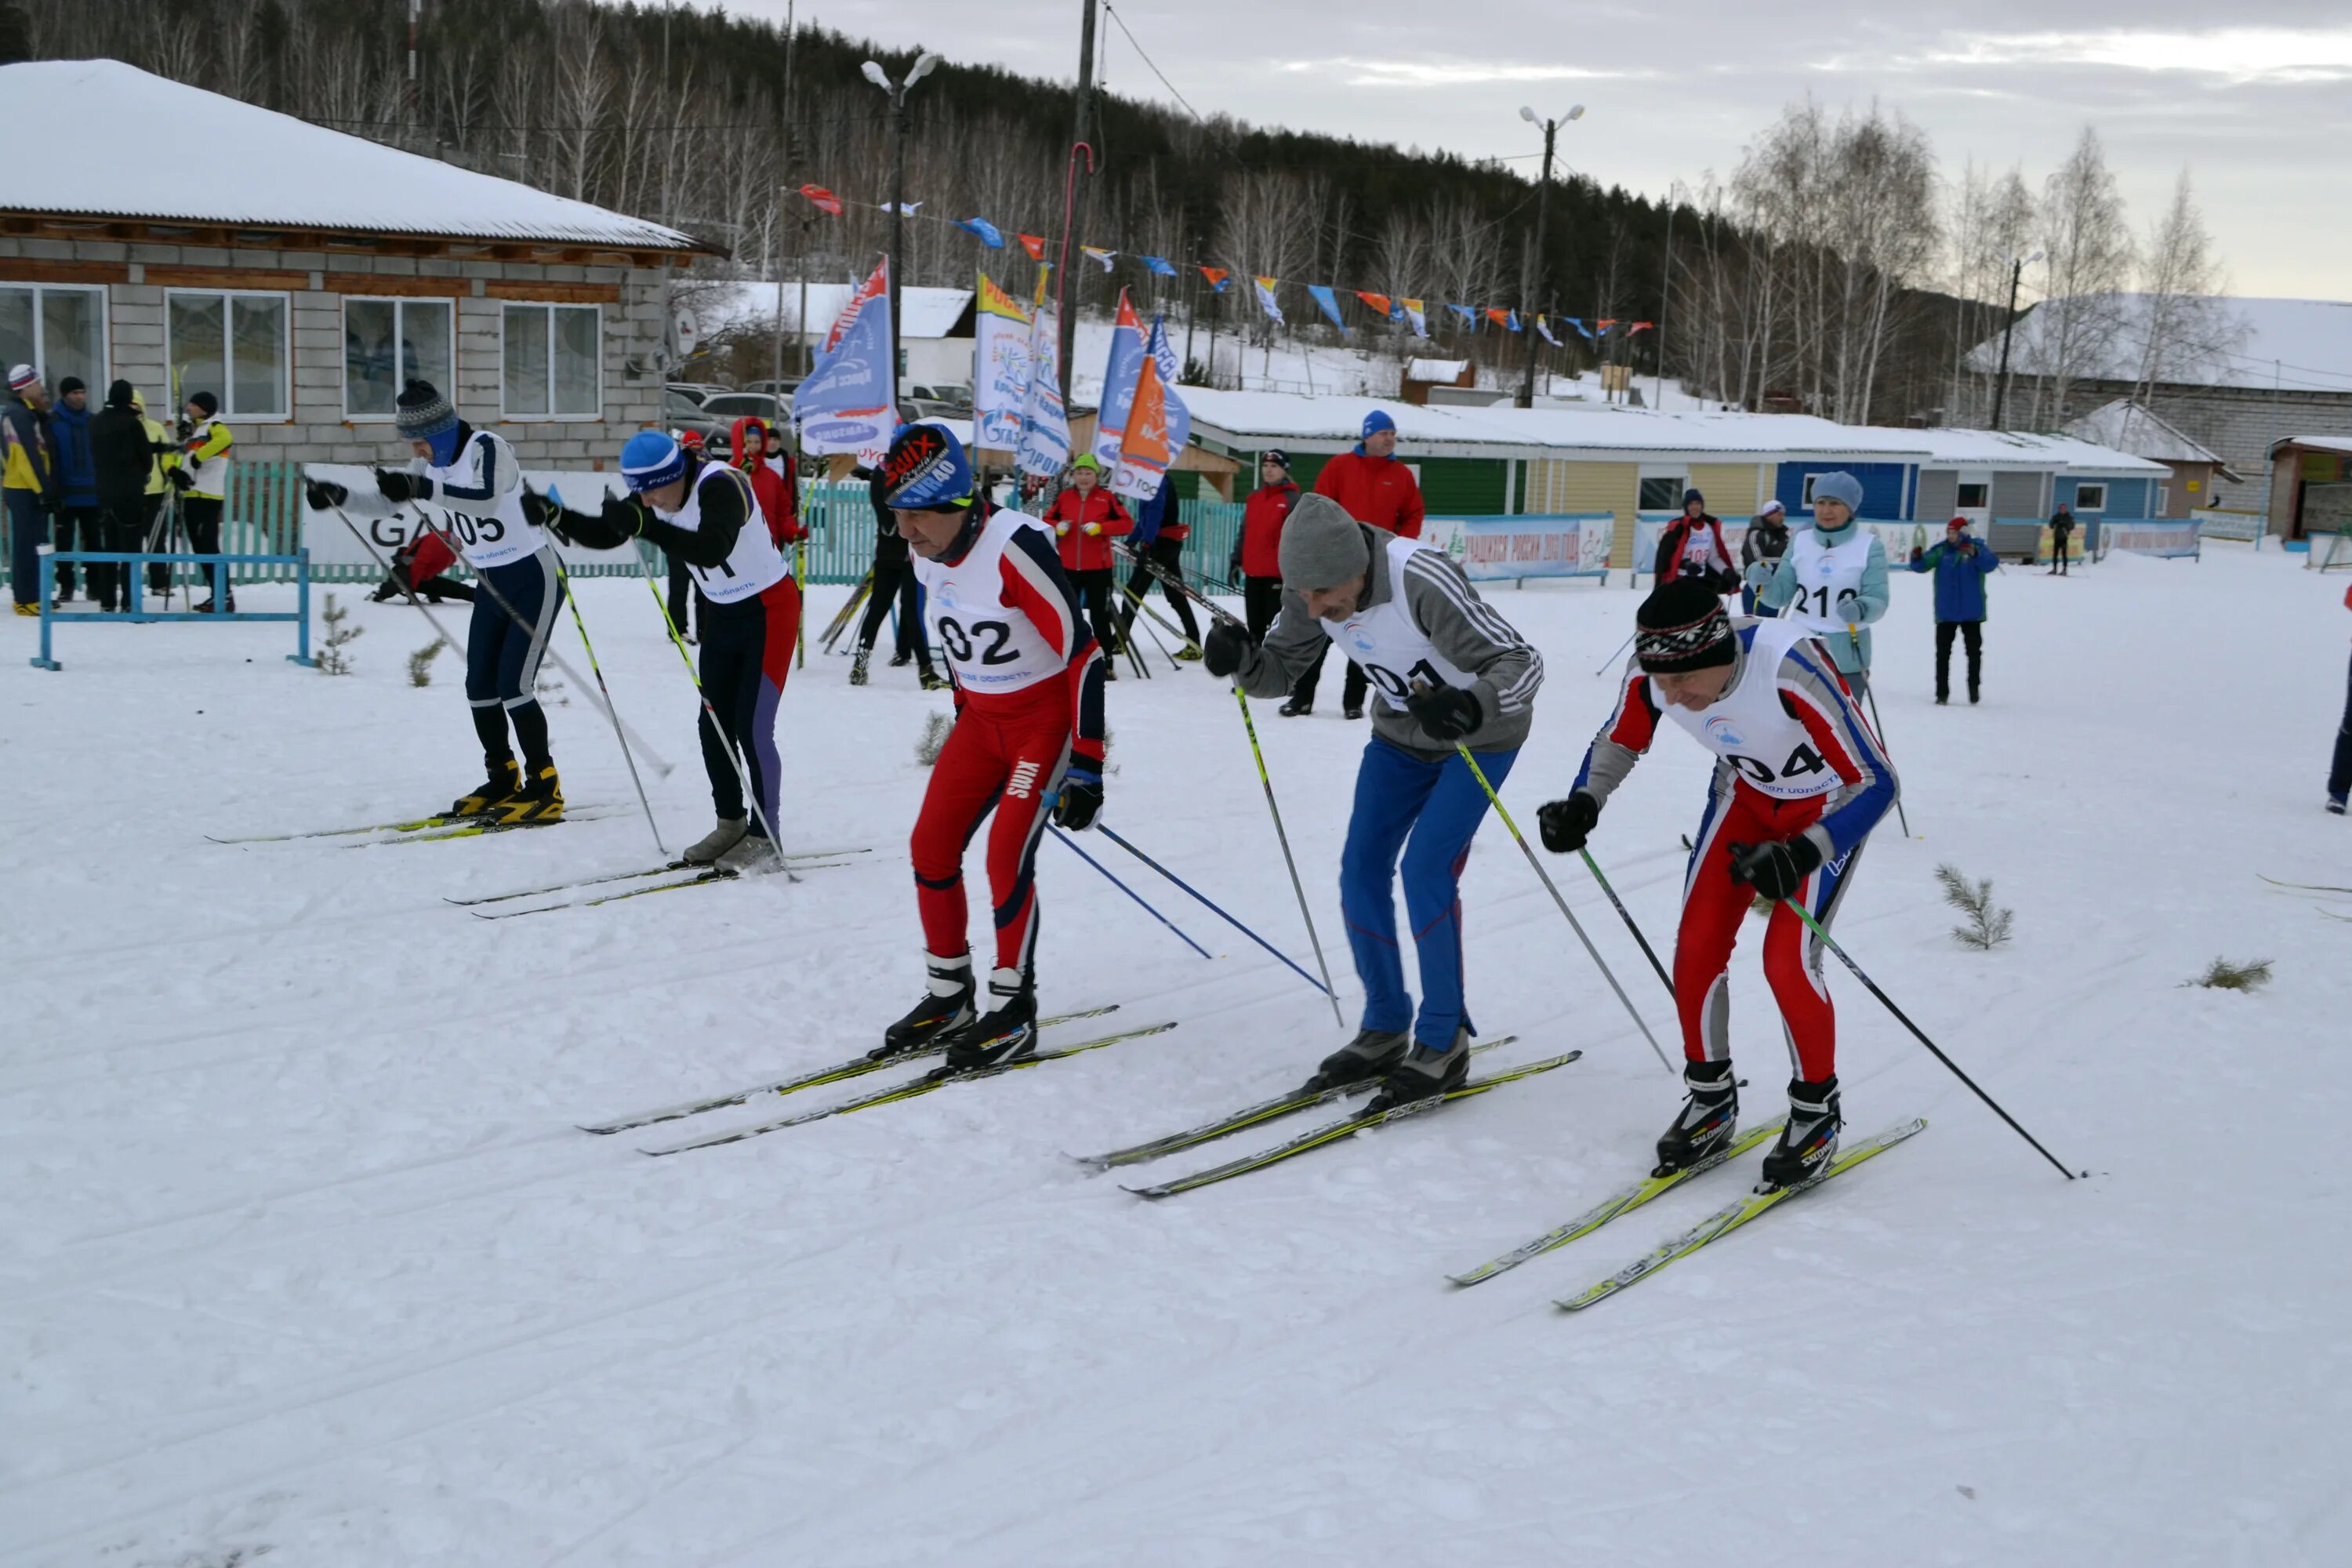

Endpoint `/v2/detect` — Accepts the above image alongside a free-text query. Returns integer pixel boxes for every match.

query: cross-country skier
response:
[1755,470,1888,697]
[874,423,1108,1069]
[303,379,564,821]
[1653,488,1738,594]
[1200,493,1543,1109]
[1538,577,1898,1189]
[550,429,797,872]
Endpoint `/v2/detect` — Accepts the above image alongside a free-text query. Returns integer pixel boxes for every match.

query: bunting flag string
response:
[1355,291,1392,316]
[1140,255,1179,277]
[1306,285,1349,336]
[956,216,1004,248]
[1401,298,1428,338]
[1535,315,1563,347]
[1252,276,1285,325]
[1199,266,1230,292]
[1018,232,1047,260]
[797,183,844,215]
[1081,246,1119,271]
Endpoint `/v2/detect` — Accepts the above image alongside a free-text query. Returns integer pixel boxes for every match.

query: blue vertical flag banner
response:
[1109,315,1193,501]
[955,216,1005,248]
[793,256,895,458]
[972,273,1033,451]
[1018,295,1073,478]
[1091,289,1149,470]
[1305,285,1349,336]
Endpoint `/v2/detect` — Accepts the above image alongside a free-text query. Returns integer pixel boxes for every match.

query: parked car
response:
[904,382,973,416]
[746,378,804,399]
[697,391,789,424]
[665,382,730,407]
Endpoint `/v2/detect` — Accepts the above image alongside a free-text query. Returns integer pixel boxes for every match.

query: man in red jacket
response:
[1289,408,1426,717]
[1040,454,1132,677]
[1232,450,1298,641]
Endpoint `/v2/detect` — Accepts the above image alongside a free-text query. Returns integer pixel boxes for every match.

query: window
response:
[344,298,454,419]
[2073,483,2107,511]
[1637,475,1688,511]
[0,282,107,393]
[2157,483,2171,516]
[502,303,601,418]
[167,289,289,419]
[1955,482,1991,510]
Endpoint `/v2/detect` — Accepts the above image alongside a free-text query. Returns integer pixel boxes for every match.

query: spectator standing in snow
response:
[1755,471,1888,697]
[1290,408,1426,717]
[1653,488,1738,593]
[1233,451,1299,642]
[1740,498,1789,615]
[89,380,165,612]
[45,377,96,604]
[132,391,178,597]
[850,462,942,689]
[1908,517,2000,705]
[2329,582,2352,815]
[1040,454,1132,676]
[4,364,59,615]
[1118,470,1202,656]
[173,390,233,612]
[2048,503,2076,576]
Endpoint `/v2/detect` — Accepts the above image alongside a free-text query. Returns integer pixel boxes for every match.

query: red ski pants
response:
[1675,782,1862,1082]
[909,681,1074,975]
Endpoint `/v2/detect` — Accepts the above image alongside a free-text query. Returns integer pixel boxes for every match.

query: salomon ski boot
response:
[873,953,975,1061]
[849,648,871,687]
[501,764,564,824]
[450,758,523,818]
[1299,1027,1410,1094]
[681,815,749,866]
[711,833,779,875]
[939,967,1039,1073]
[1653,1058,1740,1175]
[1757,1075,1842,1191]
[1367,1027,1470,1112]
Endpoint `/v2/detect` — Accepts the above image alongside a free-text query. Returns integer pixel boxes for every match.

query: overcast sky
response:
[707,1,2350,300]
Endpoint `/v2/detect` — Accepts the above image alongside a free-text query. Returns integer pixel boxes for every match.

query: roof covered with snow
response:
[1963,293,2352,396]
[696,281,975,340]
[2271,434,2352,458]
[2061,400,2227,466]
[0,60,702,252]
[1405,358,1469,382]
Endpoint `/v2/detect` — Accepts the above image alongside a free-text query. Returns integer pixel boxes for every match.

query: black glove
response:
[303,479,347,512]
[1228,548,1244,579]
[167,466,192,493]
[600,492,648,539]
[1538,791,1601,855]
[375,469,419,503]
[1054,762,1104,831]
[1201,622,1251,678]
[1406,682,1482,742]
[1728,836,1824,902]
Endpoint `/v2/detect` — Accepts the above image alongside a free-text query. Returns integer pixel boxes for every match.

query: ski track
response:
[5,560,2348,1566]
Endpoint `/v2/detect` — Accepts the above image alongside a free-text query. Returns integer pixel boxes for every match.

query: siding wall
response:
[1915,468,1959,521]
[1688,462,1762,517]
[1991,469,2049,518]
[1774,460,1907,518]
[1524,458,1639,562]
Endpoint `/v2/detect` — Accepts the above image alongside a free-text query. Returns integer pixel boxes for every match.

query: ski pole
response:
[1047,825,1212,960]
[1450,743,1674,1073]
[820,568,874,652]
[1846,622,1912,838]
[550,557,666,858]
[1573,849,1675,998]
[1117,562,1201,659]
[1116,575,1184,673]
[1592,631,1635,677]
[795,539,808,670]
[1778,893,2080,1181]
[1233,684,1347,1028]
[1097,823,1331,997]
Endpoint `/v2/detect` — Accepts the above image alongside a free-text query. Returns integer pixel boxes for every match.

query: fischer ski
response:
[1124,1051,1584,1200]
[580,1005,1123,1135]
[355,808,617,847]
[450,847,872,906]
[2261,874,2352,896]
[473,854,862,916]
[1070,1036,1516,1171]
[1446,1117,1787,1287]
[1555,1119,1926,1312]
[639,1020,1179,1156]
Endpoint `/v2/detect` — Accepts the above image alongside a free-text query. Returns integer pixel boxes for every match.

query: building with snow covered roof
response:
[0,59,712,485]
[688,280,975,394]
[2061,400,2241,520]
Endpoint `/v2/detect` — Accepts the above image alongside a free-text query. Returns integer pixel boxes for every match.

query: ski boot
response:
[681,815,748,866]
[939,967,1038,1073]
[449,757,523,818]
[500,764,564,824]
[1653,1058,1740,1175]
[919,669,949,692]
[1343,702,1364,720]
[1757,1075,1842,1191]
[1277,696,1312,718]
[1299,1027,1410,1094]
[849,648,871,687]
[1174,645,1203,662]
[873,953,975,1061]
[1367,1026,1471,1113]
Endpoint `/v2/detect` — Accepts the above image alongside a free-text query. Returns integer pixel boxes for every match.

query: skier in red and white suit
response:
[875,422,1109,1072]
[1540,576,1898,1190]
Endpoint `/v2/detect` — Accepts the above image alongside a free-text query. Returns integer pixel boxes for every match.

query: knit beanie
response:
[188,390,219,417]
[882,421,975,510]
[620,429,688,493]
[1360,408,1396,439]
[1809,471,1864,514]
[1277,493,1370,590]
[105,379,135,409]
[394,379,458,441]
[57,376,84,397]
[6,364,34,392]
[1635,576,1736,673]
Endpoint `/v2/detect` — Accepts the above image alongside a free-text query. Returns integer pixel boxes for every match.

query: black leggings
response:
[856,560,930,666]
[1069,568,1123,659]
[1120,535,1200,645]
[1934,620,1983,700]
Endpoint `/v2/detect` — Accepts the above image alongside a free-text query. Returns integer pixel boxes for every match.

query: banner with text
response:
[1452,514,1615,581]
[298,464,635,572]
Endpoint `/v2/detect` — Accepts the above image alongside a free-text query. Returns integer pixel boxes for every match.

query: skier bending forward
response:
[1539,577,1897,1189]
[875,423,1109,1070]
[1202,493,1543,1110]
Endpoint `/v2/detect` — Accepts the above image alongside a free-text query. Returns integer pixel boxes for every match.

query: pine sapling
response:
[407,640,443,687]
[316,593,362,676]
[914,710,953,766]
[1935,862,2014,950]
[2190,957,2273,993]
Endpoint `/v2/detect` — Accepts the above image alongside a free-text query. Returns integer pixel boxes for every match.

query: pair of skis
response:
[580,1005,1178,1155]
[206,807,612,845]
[452,846,872,918]
[2259,873,2352,921]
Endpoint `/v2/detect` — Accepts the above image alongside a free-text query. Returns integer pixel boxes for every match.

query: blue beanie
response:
[620,429,687,492]
[881,422,975,510]
[1810,471,1864,514]
[1360,408,1396,440]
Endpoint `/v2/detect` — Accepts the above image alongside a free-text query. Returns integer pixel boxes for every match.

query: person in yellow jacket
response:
[5,363,60,614]
[132,390,177,597]
[172,390,233,611]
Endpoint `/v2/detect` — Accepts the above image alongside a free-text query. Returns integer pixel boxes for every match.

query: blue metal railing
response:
[29,550,314,670]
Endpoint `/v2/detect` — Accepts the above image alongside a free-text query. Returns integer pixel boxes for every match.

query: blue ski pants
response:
[1340,735,1517,1050]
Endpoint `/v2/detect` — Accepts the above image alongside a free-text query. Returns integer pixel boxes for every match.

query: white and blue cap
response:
[881,421,975,510]
[1810,471,1865,513]
[620,428,688,493]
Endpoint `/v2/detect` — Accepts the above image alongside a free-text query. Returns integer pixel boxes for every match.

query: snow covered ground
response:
[4,546,2348,1566]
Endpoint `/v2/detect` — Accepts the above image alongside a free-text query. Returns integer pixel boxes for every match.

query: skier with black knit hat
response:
[1539,577,1897,1190]
[303,379,566,822]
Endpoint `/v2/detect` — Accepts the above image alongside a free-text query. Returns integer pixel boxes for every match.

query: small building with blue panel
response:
[1772,461,1911,520]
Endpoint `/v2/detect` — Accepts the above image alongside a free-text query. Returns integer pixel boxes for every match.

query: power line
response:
[1102,3,1203,122]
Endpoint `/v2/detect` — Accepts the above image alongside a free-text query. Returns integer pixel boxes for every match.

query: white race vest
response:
[1318,535,1475,712]
[423,430,543,571]
[1782,525,1874,637]
[661,461,786,604]
[913,510,1068,695]
[1660,618,1842,802]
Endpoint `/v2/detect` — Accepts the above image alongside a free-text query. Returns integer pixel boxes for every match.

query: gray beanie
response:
[1277,493,1370,590]
[1810,471,1864,513]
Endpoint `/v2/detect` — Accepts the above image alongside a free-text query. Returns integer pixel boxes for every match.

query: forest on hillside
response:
[0,0,2227,426]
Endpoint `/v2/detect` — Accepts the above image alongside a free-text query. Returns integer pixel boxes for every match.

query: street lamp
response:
[1515,103,1584,409]
[1991,249,2043,430]
[862,52,942,404]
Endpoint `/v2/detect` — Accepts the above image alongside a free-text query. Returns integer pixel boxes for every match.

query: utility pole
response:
[1059,0,1100,407]
[1515,104,1582,408]
[1991,249,2041,430]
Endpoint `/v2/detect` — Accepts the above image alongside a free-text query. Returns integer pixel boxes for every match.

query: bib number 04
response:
[1726,739,1828,789]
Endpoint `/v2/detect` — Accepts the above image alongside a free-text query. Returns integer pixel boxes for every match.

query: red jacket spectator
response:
[1240,477,1299,577]
[1041,479,1133,572]
[1312,448,1424,539]
[731,417,802,546]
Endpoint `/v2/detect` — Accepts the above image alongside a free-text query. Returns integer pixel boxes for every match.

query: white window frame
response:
[0,281,108,387]
[499,302,603,422]
[165,286,292,421]
[2073,482,2108,511]
[342,296,457,422]
[2156,482,2171,516]
[1800,472,1823,506]
[1636,466,1690,513]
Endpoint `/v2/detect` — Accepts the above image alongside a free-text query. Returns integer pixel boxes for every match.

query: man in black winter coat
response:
[849,465,942,688]
[2047,504,2076,575]
[88,379,165,612]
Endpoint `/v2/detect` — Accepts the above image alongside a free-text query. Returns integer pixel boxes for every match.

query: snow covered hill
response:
[3,547,2347,1565]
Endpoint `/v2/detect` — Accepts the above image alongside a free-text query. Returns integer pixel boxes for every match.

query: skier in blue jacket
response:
[1908,517,1999,704]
